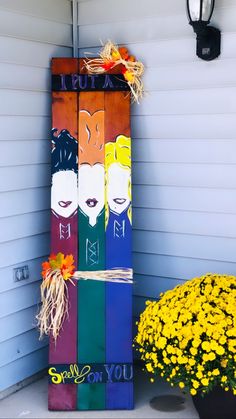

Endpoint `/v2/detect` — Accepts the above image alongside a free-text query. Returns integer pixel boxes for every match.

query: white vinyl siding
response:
[77,0,236,318]
[0,0,72,392]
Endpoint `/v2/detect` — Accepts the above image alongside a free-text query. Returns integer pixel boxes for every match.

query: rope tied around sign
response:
[36,253,133,341]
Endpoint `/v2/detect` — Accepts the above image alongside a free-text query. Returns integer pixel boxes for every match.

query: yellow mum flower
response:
[192,339,201,348]
[192,380,200,389]
[202,341,211,352]
[212,369,220,376]
[190,388,197,396]
[190,347,198,356]
[208,352,216,361]
[146,363,153,373]
[196,371,203,379]
[221,359,228,368]
[221,376,227,383]
[216,346,225,356]
[201,378,209,386]
[179,382,185,389]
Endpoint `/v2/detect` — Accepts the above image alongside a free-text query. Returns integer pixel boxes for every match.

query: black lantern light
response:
[186,0,221,61]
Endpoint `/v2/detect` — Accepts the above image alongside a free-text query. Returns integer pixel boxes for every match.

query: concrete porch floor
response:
[0,367,199,419]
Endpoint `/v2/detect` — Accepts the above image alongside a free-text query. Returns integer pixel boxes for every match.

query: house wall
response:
[1,0,236,394]
[77,0,236,318]
[0,0,72,392]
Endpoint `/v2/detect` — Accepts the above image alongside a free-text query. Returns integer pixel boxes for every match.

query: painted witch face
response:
[107,163,130,215]
[51,170,78,218]
[78,164,105,227]
[51,129,78,218]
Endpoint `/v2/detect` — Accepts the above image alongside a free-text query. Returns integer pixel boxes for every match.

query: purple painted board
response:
[49,58,78,410]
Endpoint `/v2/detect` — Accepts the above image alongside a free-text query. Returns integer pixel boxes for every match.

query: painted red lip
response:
[58,201,72,208]
[86,198,98,208]
[113,198,126,205]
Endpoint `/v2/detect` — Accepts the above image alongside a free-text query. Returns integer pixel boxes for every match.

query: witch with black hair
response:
[51,129,78,263]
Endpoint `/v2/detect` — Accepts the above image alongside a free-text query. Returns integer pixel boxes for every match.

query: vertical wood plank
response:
[49,58,78,411]
[77,88,106,410]
[105,90,133,409]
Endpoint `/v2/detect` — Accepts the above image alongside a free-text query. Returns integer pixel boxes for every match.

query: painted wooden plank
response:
[133,253,236,279]
[77,90,106,410]
[0,141,50,167]
[1,211,50,243]
[0,257,45,294]
[0,328,47,368]
[0,281,41,318]
[78,0,235,25]
[133,162,236,188]
[0,10,72,47]
[0,116,50,141]
[131,115,236,140]
[0,306,38,343]
[78,9,236,48]
[0,165,50,192]
[0,187,50,218]
[0,0,71,24]
[105,85,133,408]
[131,87,236,116]
[132,208,236,238]
[0,63,50,92]
[133,274,185,298]
[0,234,49,269]
[133,231,236,263]
[133,185,236,214]
[0,36,71,68]
[0,347,48,392]
[49,58,79,411]
[79,32,236,66]
[0,90,50,116]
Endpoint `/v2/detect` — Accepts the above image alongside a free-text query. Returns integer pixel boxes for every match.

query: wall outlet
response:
[14,265,29,282]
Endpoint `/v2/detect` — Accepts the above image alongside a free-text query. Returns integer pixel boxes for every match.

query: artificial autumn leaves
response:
[104,46,136,81]
[42,253,75,281]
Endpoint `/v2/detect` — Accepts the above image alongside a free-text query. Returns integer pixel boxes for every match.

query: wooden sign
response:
[49,58,133,411]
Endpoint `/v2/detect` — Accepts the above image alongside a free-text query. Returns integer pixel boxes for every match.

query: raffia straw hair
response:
[36,269,71,341]
[73,268,133,283]
[85,40,144,103]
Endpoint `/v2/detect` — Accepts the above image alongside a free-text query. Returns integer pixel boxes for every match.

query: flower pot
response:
[192,386,236,419]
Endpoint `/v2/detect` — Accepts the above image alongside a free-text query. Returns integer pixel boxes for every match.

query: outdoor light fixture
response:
[186,0,221,60]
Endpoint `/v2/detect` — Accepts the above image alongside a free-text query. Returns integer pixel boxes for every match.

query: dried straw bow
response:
[85,40,144,103]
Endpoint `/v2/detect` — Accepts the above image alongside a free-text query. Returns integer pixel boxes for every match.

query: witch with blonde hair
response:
[105,135,132,268]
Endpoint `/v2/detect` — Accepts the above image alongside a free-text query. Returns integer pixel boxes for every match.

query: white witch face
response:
[51,170,78,218]
[107,163,130,215]
[78,164,105,227]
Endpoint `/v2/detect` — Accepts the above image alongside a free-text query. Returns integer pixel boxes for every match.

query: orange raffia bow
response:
[36,253,75,341]
[84,40,144,103]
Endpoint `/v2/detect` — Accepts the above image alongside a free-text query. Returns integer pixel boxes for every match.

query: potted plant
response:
[135,273,236,419]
